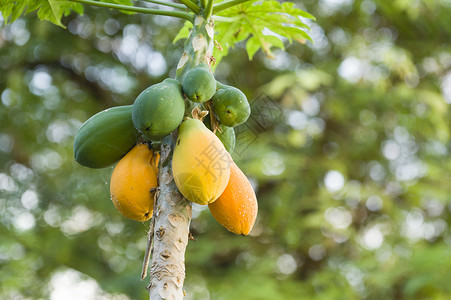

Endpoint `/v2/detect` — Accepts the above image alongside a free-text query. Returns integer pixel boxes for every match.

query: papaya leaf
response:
[0,0,84,27]
[173,1,314,65]
[173,20,192,44]
[0,0,135,27]
[214,0,314,61]
[0,0,28,24]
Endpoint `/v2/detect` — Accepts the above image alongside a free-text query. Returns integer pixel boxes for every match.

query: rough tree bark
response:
[148,134,192,300]
[145,13,215,300]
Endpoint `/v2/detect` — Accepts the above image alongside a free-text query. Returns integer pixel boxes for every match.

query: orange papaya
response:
[208,159,258,235]
[110,144,159,222]
[172,119,230,205]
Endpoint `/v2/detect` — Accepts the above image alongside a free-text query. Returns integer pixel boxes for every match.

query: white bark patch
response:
[194,15,204,26]
[158,283,176,300]
[162,171,174,185]
[166,192,183,206]
[168,214,183,228]
[174,276,184,288]
[177,52,189,70]
[206,24,214,39]
[173,239,184,252]
[165,263,183,274]
[192,34,206,52]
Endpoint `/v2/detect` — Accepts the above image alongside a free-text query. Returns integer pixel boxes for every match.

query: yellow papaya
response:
[208,159,258,235]
[172,119,230,205]
[110,144,159,222]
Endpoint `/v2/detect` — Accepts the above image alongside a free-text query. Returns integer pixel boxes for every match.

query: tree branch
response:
[141,0,187,10]
[176,0,201,14]
[69,0,194,21]
[213,0,250,14]
[203,0,214,19]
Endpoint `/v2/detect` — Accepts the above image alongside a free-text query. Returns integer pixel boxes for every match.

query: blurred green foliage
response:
[1,1,451,299]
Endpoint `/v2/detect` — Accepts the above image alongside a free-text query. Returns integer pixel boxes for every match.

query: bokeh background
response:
[1,0,451,299]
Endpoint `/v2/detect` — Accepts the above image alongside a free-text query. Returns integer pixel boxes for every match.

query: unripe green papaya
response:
[182,63,216,103]
[216,124,235,154]
[73,105,139,169]
[204,117,235,153]
[212,86,250,127]
[172,119,230,205]
[132,78,185,141]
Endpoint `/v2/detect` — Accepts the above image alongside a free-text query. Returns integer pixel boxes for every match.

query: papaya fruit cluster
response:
[73,63,257,235]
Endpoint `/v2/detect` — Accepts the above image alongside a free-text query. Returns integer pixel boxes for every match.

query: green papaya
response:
[215,124,235,154]
[204,117,235,153]
[132,78,185,141]
[212,86,250,127]
[182,63,216,103]
[74,105,139,169]
[172,119,230,205]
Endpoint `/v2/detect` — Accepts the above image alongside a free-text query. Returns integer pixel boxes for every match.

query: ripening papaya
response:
[132,78,185,141]
[110,144,159,222]
[208,159,258,235]
[73,105,139,169]
[212,86,250,127]
[204,117,236,154]
[182,63,216,103]
[172,119,230,205]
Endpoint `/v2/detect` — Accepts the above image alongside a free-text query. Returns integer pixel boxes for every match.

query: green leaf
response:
[173,20,192,44]
[214,0,314,63]
[212,19,246,64]
[0,0,28,24]
[0,0,84,27]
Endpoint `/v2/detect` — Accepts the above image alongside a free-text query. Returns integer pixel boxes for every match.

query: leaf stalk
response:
[141,0,186,10]
[177,0,201,13]
[69,0,194,21]
[213,0,250,14]
[203,0,214,19]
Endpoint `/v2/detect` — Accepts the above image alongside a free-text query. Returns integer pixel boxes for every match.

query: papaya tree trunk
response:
[147,133,192,300]
[146,13,215,300]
